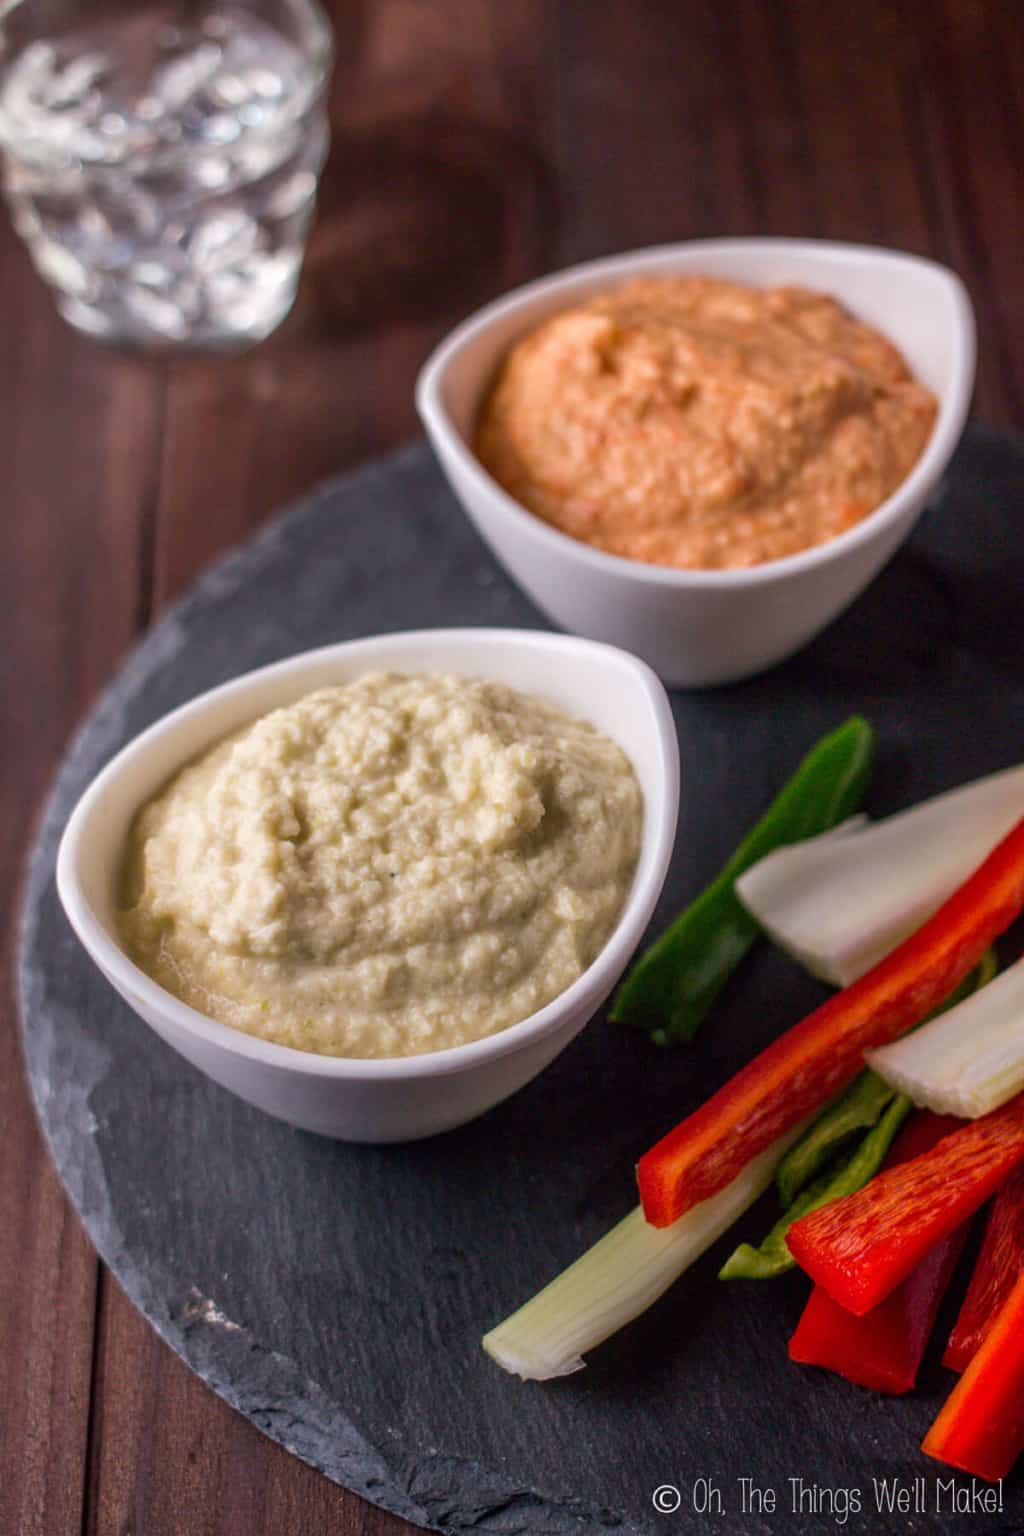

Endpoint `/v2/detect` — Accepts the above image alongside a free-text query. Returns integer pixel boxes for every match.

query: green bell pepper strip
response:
[719,1094,913,1281]
[775,948,998,1208]
[775,1069,895,1209]
[610,716,875,1046]
[776,1069,896,1210]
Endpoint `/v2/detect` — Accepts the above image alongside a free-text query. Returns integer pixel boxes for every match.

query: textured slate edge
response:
[15,441,658,1536]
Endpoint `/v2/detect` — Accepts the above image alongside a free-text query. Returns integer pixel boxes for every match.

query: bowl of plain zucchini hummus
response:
[57,629,679,1142]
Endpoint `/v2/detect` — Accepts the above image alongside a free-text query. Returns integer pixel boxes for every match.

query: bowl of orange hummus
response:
[417,240,975,686]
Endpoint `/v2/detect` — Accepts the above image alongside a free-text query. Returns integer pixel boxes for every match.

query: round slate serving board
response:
[19,427,1024,1536]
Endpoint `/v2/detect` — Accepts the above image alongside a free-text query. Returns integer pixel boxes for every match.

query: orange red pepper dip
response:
[476,275,937,570]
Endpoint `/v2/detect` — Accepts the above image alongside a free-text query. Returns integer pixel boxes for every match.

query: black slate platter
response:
[19,426,1024,1536]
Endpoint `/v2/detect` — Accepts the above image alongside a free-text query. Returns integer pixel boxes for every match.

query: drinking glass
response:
[0,0,333,349]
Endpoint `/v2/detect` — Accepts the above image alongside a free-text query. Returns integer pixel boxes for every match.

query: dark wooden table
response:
[3,2,1022,1531]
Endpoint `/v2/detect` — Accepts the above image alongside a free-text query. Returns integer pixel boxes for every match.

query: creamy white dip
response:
[120,672,643,1058]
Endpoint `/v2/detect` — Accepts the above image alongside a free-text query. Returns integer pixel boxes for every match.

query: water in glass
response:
[0,2,331,348]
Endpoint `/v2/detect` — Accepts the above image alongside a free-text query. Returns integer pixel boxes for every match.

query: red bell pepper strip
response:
[944,1164,1024,1372]
[923,1266,1024,1482]
[637,816,1024,1228]
[786,1092,1024,1315]
[788,1112,968,1393]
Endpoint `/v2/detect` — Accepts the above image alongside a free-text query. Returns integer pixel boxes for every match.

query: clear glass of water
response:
[0,0,332,350]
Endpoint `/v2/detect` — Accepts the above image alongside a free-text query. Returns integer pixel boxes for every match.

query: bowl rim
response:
[56,627,680,1082]
[416,236,976,589]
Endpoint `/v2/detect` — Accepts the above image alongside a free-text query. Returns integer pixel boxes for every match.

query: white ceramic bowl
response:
[417,239,976,687]
[56,629,679,1143]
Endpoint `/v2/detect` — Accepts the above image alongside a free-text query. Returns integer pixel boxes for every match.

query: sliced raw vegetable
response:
[791,1229,970,1395]
[776,1071,897,1209]
[719,958,997,1277]
[787,1093,1024,1315]
[720,1094,911,1279]
[868,951,1024,1119]
[923,1267,1024,1482]
[637,817,1024,1228]
[483,1126,805,1380]
[789,1112,970,1394]
[944,1165,1024,1372]
[610,716,874,1046]
[776,951,996,1206]
[736,762,1024,985]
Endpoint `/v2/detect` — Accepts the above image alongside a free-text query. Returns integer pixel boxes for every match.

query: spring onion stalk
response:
[482,1125,806,1380]
[735,764,1024,986]
[867,954,1024,1119]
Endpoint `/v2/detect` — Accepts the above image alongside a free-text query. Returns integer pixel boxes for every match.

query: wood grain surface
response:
[2,2,1022,1531]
